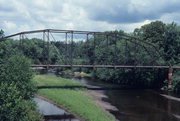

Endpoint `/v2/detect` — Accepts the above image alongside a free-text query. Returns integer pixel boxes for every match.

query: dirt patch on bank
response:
[86,90,118,111]
[84,83,118,121]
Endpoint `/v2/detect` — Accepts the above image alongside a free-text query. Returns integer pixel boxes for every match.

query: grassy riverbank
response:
[60,69,92,78]
[33,75,115,121]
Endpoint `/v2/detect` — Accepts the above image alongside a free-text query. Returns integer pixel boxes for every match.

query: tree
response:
[0,54,42,121]
[139,21,166,45]
[164,22,180,65]
[0,82,41,121]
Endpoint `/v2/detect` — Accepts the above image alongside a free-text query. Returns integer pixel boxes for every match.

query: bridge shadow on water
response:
[44,114,74,120]
[37,85,154,90]
[34,97,79,121]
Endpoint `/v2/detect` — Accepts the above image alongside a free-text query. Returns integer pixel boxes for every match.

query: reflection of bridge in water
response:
[3,29,180,89]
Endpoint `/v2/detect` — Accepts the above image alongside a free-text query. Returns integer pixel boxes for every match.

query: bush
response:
[94,68,165,88]
[0,55,42,121]
[0,55,36,99]
[0,82,41,121]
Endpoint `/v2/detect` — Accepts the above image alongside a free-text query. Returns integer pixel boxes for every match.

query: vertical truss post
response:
[42,31,45,64]
[19,34,21,46]
[106,34,109,47]
[47,30,50,65]
[114,33,117,65]
[93,33,96,66]
[92,33,96,73]
[21,34,25,52]
[65,32,68,65]
[86,34,89,48]
[125,39,128,64]
[22,34,24,40]
[71,31,73,66]
[168,67,173,90]
[19,34,23,54]
[86,34,89,64]
[134,38,137,65]
[106,34,109,65]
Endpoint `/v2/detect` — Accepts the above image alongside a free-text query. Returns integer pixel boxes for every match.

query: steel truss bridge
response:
[3,29,180,88]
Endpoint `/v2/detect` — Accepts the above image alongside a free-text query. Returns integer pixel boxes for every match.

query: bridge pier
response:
[168,67,173,90]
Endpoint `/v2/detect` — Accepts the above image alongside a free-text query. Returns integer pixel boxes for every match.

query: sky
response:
[0,0,180,35]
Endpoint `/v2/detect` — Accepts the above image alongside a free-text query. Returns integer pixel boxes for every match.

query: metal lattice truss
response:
[3,29,180,69]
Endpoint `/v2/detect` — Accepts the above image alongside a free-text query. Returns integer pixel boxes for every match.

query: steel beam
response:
[31,65,180,69]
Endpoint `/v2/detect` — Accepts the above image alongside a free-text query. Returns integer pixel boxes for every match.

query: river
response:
[39,71,180,121]
[62,75,180,121]
[34,97,79,121]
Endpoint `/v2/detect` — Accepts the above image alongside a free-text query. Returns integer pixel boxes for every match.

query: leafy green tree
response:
[0,30,42,120]
[136,21,166,45]
[0,82,41,121]
[164,22,180,65]
[0,55,36,99]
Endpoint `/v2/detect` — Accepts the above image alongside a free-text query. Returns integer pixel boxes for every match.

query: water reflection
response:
[106,90,180,121]
[65,77,180,121]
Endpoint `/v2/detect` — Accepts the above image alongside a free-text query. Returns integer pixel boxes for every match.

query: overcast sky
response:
[0,0,180,35]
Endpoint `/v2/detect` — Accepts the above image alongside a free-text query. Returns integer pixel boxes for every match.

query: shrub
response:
[0,55,36,99]
[0,82,41,121]
[0,55,42,121]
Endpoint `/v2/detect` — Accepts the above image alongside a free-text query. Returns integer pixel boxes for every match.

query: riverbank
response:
[33,75,115,121]
[58,70,92,78]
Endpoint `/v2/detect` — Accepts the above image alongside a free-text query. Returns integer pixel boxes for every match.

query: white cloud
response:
[160,12,180,23]
[119,20,152,32]
[3,21,17,30]
[0,0,180,36]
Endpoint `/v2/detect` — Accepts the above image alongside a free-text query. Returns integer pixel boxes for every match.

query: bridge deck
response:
[31,65,180,69]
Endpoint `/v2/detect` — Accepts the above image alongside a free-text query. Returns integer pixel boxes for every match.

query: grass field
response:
[33,75,115,121]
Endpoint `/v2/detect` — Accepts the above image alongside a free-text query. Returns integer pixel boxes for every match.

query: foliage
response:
[0,47,41,121]
[0,82,41,121]
[133,21,180,90]
[0,55,36,99]
[0,39,18,62]
[164,22,180,64]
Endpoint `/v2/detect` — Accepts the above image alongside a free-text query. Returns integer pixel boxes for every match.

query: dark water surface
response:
[34,97,79,121]
[39,71,180,121]
[69,77,180,121]
[107,90,180,121]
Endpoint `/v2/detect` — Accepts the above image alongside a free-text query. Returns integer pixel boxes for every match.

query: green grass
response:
[33,75,83,87]
[33,75,115,121]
